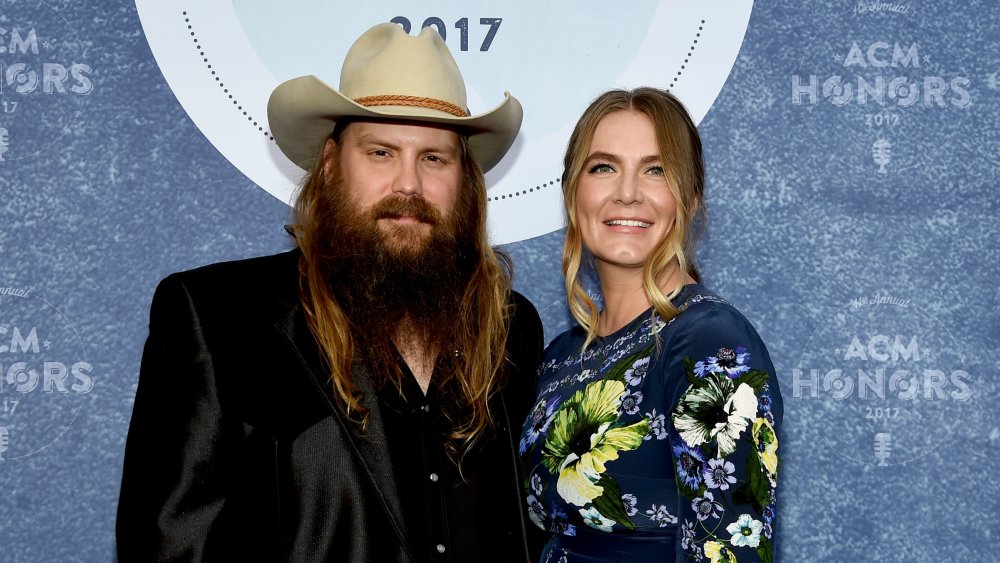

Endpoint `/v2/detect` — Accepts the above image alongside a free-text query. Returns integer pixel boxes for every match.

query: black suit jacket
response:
[116,250,544,562]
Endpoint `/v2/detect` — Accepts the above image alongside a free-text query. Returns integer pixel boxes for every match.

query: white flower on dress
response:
[726,513,764,548]
[579,506,616,532]
[673,376,758,457]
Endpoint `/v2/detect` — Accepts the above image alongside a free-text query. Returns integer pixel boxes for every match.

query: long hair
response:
[291,120,513,458]
[561,88,706,349]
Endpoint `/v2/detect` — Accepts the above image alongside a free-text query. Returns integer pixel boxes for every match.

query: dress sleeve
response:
[116,274,232,562]
[664,306,783,562]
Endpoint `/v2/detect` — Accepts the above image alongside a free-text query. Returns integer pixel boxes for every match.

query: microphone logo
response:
[874,432,891,466]
[0,127,9,161]
[0,427,9,461]
[872,139,891,174]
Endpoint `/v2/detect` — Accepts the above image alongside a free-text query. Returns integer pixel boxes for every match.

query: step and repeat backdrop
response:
[0,0,996,560]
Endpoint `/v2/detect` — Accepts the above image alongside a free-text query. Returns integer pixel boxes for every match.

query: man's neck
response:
[393,321,438,394]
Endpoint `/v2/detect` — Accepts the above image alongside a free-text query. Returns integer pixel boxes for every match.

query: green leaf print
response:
[590,475,635,530]
[746,448,771,513]
[756,536,774,563]
[734,368,770,392]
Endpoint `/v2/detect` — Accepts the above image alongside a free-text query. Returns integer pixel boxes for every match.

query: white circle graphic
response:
[136,1,753,244]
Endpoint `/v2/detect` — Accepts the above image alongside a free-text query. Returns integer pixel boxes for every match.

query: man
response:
[117,23,543,562]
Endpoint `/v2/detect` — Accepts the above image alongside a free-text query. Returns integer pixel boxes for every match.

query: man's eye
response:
[588,163,614,174]
[371,149,390,157]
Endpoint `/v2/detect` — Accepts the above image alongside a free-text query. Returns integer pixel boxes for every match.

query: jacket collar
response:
[273,303,415,561]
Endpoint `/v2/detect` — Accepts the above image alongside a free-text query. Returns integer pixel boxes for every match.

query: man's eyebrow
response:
[353,133,460,155]
[353,133,400,150]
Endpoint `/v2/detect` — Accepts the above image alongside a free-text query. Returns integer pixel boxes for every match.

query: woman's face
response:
[575,110,677,274]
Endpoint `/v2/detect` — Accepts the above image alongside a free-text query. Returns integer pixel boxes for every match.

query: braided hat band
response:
[354,95,469,118]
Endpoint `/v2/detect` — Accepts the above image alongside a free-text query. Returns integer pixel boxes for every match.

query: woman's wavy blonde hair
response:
[290,120,513,459]
[562,88,706,350]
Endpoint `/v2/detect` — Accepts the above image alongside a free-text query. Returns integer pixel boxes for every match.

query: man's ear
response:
[321,137,337,178]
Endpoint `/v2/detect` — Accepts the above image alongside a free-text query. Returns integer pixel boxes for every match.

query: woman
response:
[519,88,782,562]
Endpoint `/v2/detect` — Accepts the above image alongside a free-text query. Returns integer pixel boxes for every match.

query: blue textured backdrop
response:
[0,1,996,561]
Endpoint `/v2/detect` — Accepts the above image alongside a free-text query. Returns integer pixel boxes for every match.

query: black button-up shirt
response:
[379,361,530,563]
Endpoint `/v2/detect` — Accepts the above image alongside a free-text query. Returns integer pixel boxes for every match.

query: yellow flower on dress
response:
[752,417,779,485]
[542,379,649,506]
[704,540,737,563]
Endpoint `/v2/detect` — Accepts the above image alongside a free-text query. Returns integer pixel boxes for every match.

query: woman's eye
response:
[646,166,665,176]
[588,163,614,174]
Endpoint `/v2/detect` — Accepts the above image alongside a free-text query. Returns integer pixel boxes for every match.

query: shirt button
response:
[436,544,446,554]
[421,404,431,413]
[429,472,439,483]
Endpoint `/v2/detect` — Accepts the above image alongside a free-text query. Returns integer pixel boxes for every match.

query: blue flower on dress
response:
[644,409,668,441]
[703,458,737,491]
[621,493,638,516]
[691,491,723,521]
[763,522,773,539]
[726,513,763,548]
[673,441,707,489]
[758,390,772,414]
[624,356,651,386]
[761,504,775,524]
[549,506,577,537]
[519,395,561,453]
[579,506,616,532]
[644,503,677,527]
[527,494,547,530]
[680,519,697,550]
[619,388,644,415]
[694,346,751,378]
[530,472,544,496]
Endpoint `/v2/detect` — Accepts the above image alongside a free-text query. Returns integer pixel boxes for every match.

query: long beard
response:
[314,173,478,383]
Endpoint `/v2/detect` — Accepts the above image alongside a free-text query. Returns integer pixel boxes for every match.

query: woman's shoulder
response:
[658,284,775,380]
[668,284,763,341]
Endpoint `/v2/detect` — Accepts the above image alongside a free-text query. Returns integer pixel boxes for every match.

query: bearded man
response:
[117,24,543,562]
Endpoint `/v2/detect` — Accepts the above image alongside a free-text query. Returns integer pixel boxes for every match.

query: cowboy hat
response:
[267,22,522,173]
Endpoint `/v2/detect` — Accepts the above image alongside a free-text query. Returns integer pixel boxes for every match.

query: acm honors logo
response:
[793,295,971,466]
[0,288,94,461]
[791,5,971,174]
[0,13,93,161]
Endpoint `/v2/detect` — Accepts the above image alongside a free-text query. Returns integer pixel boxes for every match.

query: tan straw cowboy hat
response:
[267,22,523,173]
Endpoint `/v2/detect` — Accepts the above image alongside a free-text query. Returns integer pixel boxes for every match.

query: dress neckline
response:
[596,283,706,342]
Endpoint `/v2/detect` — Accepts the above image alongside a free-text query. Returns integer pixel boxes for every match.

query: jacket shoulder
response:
[153,249,302,322]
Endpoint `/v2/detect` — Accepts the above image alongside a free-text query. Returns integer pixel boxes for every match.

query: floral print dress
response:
[519,285,782,562]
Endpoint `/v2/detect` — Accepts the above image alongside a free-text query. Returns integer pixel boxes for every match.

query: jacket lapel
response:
[273,305,413,561]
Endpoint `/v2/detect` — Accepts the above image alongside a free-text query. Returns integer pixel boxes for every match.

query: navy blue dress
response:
[519,285,782,562]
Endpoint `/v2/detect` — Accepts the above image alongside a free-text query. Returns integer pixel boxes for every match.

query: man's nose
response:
[392,158,422,196]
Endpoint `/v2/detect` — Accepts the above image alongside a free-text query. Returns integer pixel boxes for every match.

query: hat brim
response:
[267,75,523,173]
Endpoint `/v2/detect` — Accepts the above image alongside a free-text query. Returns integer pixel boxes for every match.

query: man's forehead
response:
[342,119,465,148]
